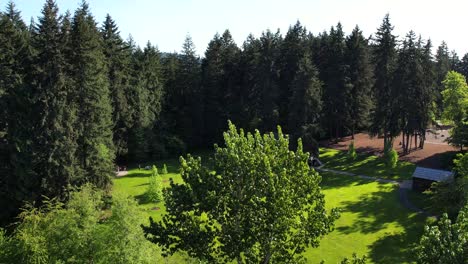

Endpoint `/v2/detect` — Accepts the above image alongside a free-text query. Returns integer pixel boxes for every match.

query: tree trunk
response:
[409,134,413,151]
[414,132,418,150]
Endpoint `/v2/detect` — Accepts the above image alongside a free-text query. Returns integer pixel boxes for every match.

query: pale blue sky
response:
[5,0,468,56]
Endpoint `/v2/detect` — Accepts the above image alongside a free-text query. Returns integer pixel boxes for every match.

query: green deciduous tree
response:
[441,71,468,151]
[143,122,338,263]
[415,205,468,264]
[0,184,161,263]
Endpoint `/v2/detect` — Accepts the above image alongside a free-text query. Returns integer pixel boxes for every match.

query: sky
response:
[5,0,468,56]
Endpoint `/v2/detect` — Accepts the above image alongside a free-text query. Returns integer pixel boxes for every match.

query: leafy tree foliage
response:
[0,184,162,263]
[415,205,468,264]
[429,153,468,217]
[143,122,338,263]
[441,71,468,150]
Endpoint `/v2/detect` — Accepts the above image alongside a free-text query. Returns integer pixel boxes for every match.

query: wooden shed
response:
[412,167,454,192]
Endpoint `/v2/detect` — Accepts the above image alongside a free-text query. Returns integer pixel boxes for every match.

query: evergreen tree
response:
[278,21,308,130]
[239,30,282,132]
[344,25,374,138]
[370,14,399,147]
[163,35,203,148]
[435,41,451,117]
[70,2,114,189]
[101,14,133,162]
[458,53,468,80]
[201,30,240,144]
[29,0,79,198]
[321,23,348,139]
[130,42,164,161]
[239,33,262,130]
[0,1,33,226]
[393,31,430,153]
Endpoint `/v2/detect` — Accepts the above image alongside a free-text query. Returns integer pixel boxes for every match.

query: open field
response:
[113,154,428,263]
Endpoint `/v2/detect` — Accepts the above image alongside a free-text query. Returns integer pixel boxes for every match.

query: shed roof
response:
[412,166,454,182]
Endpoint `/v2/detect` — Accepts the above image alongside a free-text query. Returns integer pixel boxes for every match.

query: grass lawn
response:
[306,171,427,263]
[113,153,427,263]
[319,148,416,181]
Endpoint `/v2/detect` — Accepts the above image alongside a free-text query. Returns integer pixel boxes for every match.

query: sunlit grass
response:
[113,153,426,263]
[306,171,426,263]
[319,148,416,181]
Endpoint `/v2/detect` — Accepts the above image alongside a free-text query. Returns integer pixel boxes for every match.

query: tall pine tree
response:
[101,14,133,163]
[71,2,114,189]
[29,0,79,198]
[344,25,374,138]
[371,14,399,147]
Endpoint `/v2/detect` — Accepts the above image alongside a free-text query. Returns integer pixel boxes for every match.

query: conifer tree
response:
[321,23,348,139]
[201,30,240,144]
[29,0,79,198]
[371,14,399,147]
[278,21,308,129]
[164,35,203,148]
[345,25,374,138]
[0,1,33,226]
[287,52,322,151]
[435,42,451,117]
[70,2,114,189]
[101,14,133,162]
[130,42,164,161]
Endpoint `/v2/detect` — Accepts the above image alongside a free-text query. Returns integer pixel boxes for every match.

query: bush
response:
[348,141,357,160]
[385,149,398,168]
[383,142,398,168]
[161,164,168,174]
[415,206,468,264]
[0,184,162,263]
[152,165,159,177]
[145,173,163,203]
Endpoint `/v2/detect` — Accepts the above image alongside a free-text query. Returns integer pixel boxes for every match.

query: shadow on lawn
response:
[319,171,369,190]
[335,182,425,263]
[367,225,423,264]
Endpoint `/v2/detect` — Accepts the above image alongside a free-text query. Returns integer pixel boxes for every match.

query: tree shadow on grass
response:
[336,184,400,234]
[334,182,425,263]
[319,171,370,190]
[367,217,424,264]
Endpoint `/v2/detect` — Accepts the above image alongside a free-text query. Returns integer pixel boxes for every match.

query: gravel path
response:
[316,167,435,217]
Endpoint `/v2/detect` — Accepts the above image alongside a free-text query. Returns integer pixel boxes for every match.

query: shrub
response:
[161,164,168,174]
[145,173,163,203]
[383,141,398,169]
[348,141,357,160]
[152,165,159,177]
[0,184,162,263]
[385,148,398,168]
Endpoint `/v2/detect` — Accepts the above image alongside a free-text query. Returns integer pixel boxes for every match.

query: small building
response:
[412,166,454,192]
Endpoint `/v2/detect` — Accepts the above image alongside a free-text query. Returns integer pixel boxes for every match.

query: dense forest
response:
[0,0,467,228]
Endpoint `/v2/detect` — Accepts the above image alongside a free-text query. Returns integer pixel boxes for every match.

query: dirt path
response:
[317,167,435,217]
